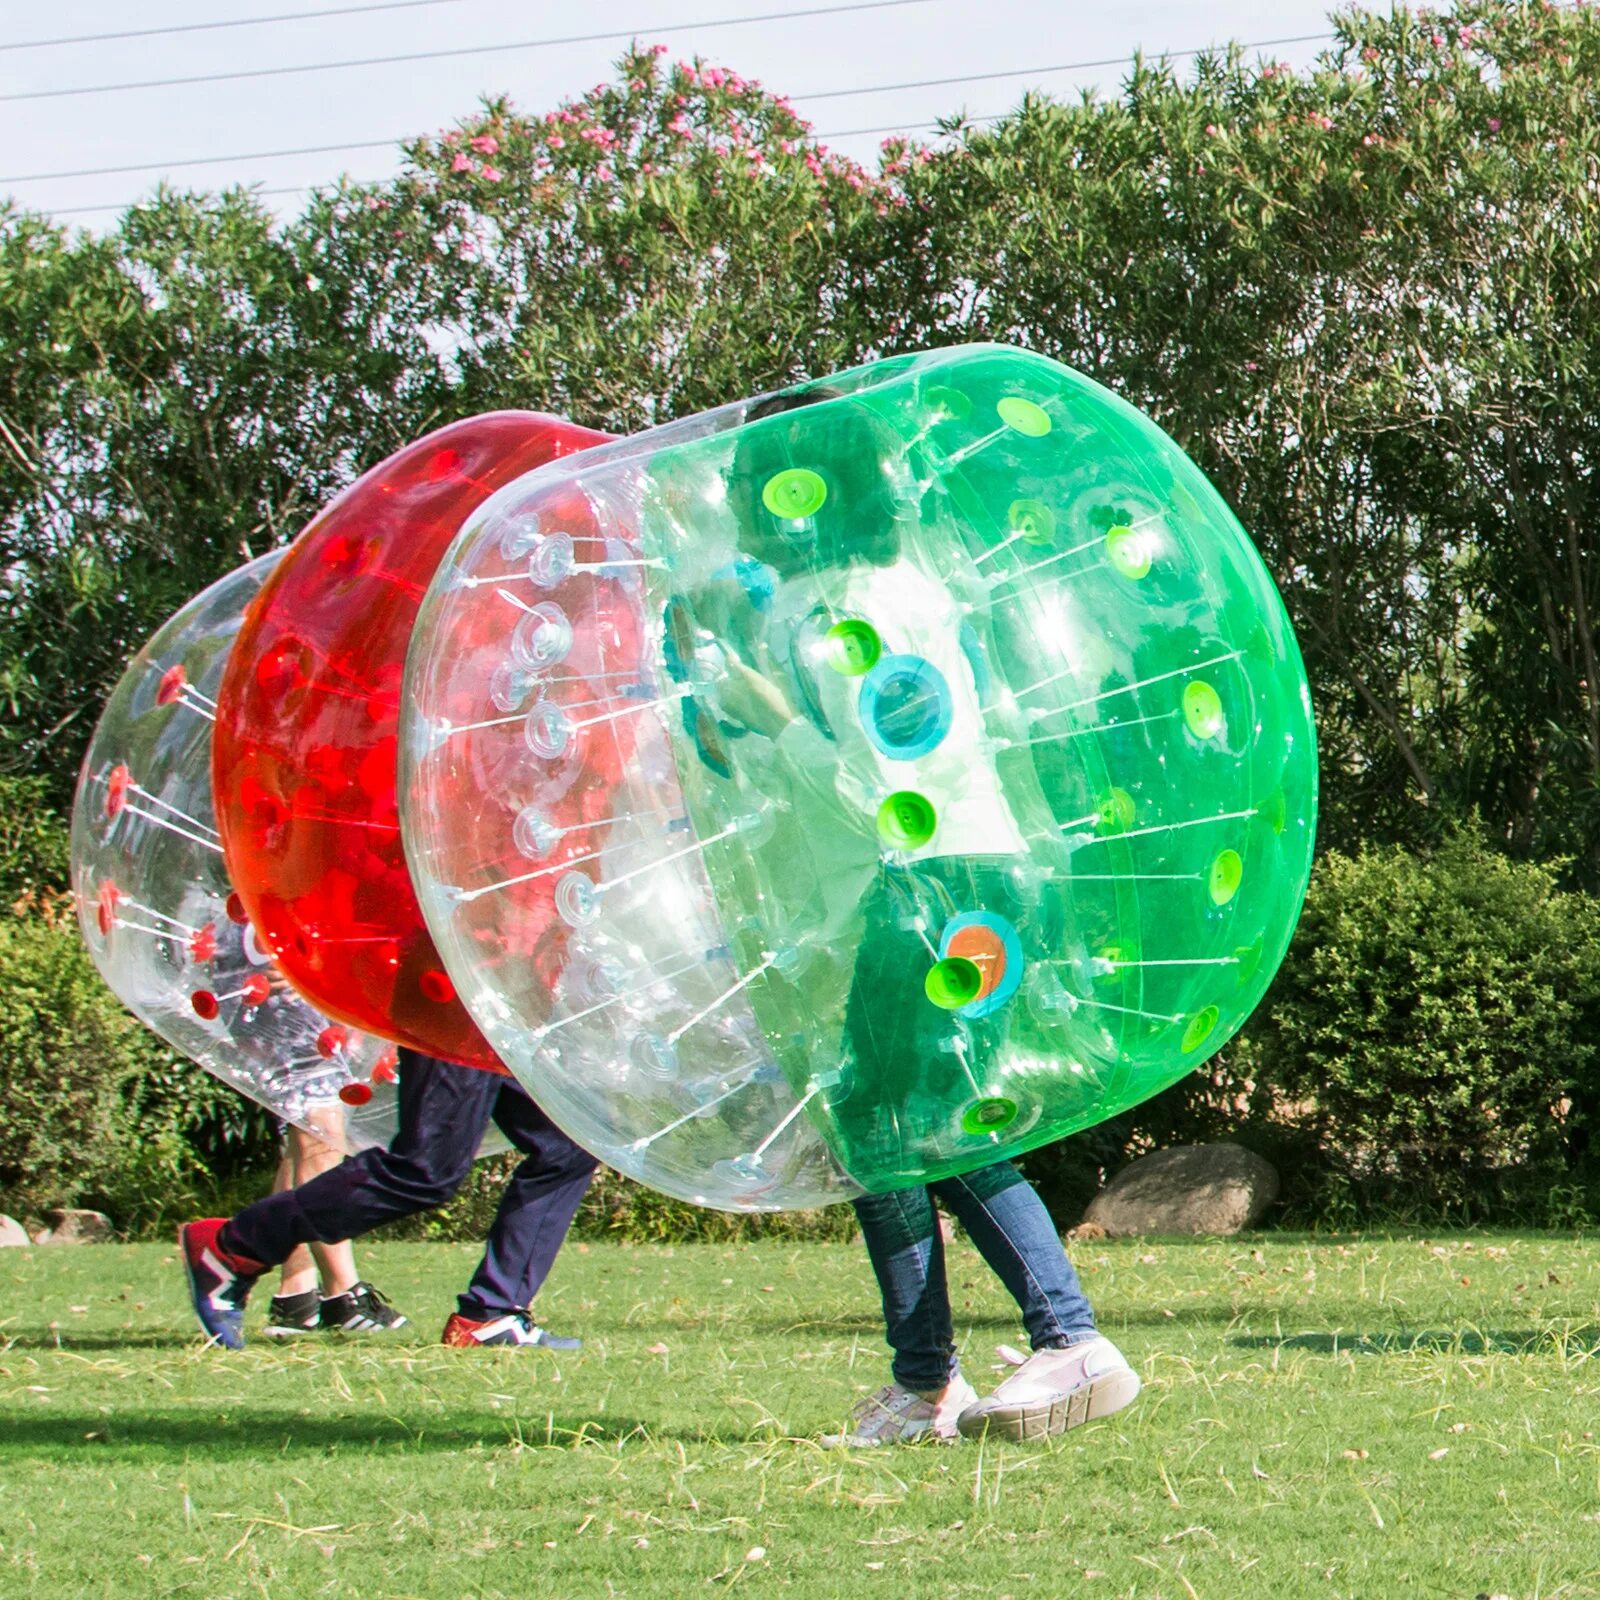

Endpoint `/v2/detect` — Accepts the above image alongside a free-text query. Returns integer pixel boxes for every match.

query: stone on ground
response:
[1083,1143,1279,1237]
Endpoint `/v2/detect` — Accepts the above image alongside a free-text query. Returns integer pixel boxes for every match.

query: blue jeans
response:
[223,1049,596,1320]
[852,1160,1097,1392]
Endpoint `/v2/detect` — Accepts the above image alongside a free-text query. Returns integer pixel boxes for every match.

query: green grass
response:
[4,1234,1600,1599]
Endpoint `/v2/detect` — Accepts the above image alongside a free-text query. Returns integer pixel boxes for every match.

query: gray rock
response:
[0,1214,31,1248]
[32,1208,114,1246]
[1083,1143,1279,1237]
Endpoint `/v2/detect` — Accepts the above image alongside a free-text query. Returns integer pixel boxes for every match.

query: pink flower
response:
[1488,117,1501,131]
[670,114,692,135]
[1206,123,1220,135]
[481,165,502,181]
[630,78,646,91]
[1362,46,1379,62]
[470,134,499,154]
[1430,31,1445,46]
[780,138,795,154]
[548,135,566,149]
[596,164,613,181]
[703,66,727,88]
[451,152,473,172]
[652,42,668,54]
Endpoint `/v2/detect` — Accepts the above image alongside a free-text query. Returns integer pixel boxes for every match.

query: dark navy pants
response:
[222,1048,597,1320]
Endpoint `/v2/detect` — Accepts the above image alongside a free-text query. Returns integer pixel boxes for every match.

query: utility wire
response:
[797,33,1331,102]
[1,29,1335,186]
[1,0,470,53]
[0,0,933,103]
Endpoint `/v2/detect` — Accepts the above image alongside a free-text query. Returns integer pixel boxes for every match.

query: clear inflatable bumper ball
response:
[403,344,1316,1209]
[71,554,399,1147]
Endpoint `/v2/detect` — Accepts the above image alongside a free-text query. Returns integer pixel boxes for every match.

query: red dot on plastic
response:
[426,447,463,481]
[317,1025,349,1059]
[224,891,248,925]
[105,763,132,819]
[338,1082,374,1106]
[156,664,188,706]
[241,972,272,1006]
[418,968,457,1004]
[188,922,218,964]
[191,990,220,1021]
[256,637,310,698]
[320,532,376,576]
[95,880,121,935]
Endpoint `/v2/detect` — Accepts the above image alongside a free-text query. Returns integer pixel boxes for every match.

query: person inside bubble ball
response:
[178,1048,595,1352]
[260,1103,408,1338]
[662,384,1142,1444]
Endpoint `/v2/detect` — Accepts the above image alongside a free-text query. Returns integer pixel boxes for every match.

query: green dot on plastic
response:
[1209,848,1244,906]
[761,467,828,520]
[1181,1006,1220,1053]
[961,1096,1020,1136]
[1183,680,1225,740]
[1260,789,1287,834]
[1096,787,1136,833]
[997,396,1052,437]
[926,956,983,1010]
[1008,499,1056,546]
[823,618,881,677]
[925,385,972,421]
[877,790,937,850]
[1105,524,1151,580]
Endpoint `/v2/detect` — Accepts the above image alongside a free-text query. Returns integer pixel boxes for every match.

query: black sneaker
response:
[319,1282,409,1333]
[263,1289,321,1337]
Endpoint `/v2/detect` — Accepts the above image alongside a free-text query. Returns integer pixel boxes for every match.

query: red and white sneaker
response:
[822,1375,979,1447]
[441,1312,581,1349]
[178,1219,264,1351]
[957,1337,1140,1442]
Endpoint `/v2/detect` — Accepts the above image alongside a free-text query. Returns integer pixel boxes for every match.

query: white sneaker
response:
[957,1337,1140,1442]
[822,1375,980,1447]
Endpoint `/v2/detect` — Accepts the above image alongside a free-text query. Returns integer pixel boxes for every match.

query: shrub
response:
[1238,832,1600,1221]
[0,913,268,1230]
[0,777,71,912]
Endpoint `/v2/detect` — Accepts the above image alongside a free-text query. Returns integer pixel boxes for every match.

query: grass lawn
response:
[4,1233,1600,1598]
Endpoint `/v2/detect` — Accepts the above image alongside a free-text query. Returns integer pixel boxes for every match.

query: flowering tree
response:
[373,45,901,430]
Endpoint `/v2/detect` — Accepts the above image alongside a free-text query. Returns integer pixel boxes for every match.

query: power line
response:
[0,0,933,103]
[797,32,1331,102]
[3,139,406,186]
[1,29,1335,187]
[1,1,469,53]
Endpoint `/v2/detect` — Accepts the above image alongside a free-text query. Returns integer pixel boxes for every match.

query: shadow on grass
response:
[0,1411,681,1457]
[1232,1326,1600,1356]
[3,1331,199,1352]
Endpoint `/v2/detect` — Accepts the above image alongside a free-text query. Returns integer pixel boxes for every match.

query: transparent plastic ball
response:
[71,554,400,1148]
[212,413,609,1068]
[402,344,1316,1209]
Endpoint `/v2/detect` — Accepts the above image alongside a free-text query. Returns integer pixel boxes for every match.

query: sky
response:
[2,0,1345,229]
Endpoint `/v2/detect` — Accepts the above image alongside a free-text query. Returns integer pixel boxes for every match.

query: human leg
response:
[930,1161,1097,1350]
[819,1185,978,1447]
[451,1081,596,1325]
[269,1139,319,1300]
[182,1050,498,1347]
[287,1111,359,1296]
[927,1161,1138,1442]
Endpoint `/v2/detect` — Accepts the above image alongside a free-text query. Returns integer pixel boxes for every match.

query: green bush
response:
[0,914,270,1230]
[0,777,70,912]
[1236,833,1600,1222]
